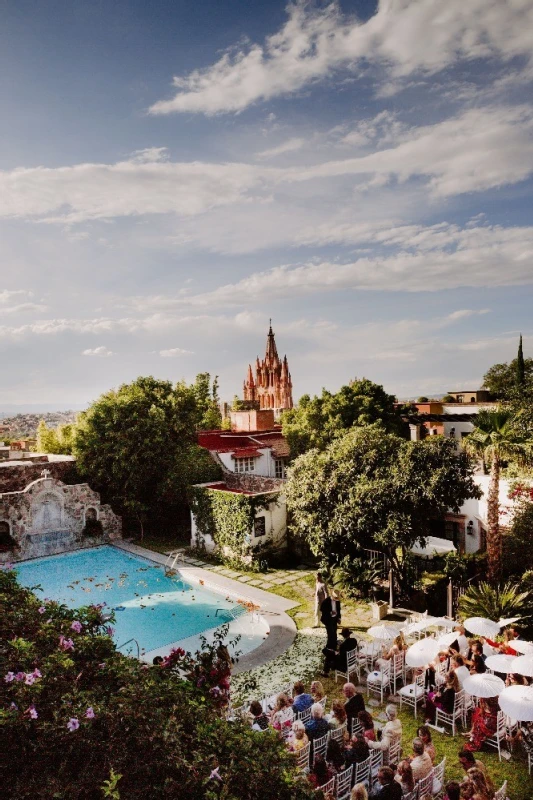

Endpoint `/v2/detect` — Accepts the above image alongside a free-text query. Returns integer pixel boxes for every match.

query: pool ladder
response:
[164,551,183,572]
[117,638,140,659]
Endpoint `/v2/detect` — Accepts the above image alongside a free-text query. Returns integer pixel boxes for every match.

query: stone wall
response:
[225,471,284,493]
[0,459,79,494]
[0,473,121,562]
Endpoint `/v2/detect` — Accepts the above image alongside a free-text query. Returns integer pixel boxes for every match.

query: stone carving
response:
[32,491,63,532]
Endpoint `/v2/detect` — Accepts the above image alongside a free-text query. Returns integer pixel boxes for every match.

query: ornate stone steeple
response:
[243,322,293,416]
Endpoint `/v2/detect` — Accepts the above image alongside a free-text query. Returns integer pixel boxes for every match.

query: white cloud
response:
[82,346,114,357]
[159,347,193,357]
[149,1,533,115]
[0,303,48,315]
[256,137,306,159]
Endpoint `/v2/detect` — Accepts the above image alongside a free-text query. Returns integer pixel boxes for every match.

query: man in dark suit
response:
[320,590,341,650]
[343,682,365,731]
[370,767,402,799]
[323,627,358,676]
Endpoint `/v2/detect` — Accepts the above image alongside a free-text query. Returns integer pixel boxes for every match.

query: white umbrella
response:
[437,631,459,648]
[463,617,500,637]
[498,617,521,627]
[498,685,533,721]
[485,654,517,674]
[463,673,505,698]
[367,625,397,641]
[510,655,533,678]
[512,640,533,654]
[431,618,456,630]
[406,638,440,667]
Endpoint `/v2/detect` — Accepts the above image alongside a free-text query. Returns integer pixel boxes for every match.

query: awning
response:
[410,536,456,558]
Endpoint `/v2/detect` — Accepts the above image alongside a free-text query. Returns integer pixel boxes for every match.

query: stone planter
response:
[371,600,389,620]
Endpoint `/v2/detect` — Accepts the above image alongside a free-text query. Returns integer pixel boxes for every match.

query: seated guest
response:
[326,627,358,675]
[287,719,309,752]
[463,697,499,752]
[351,785,369,800]
[358,710,376,741]
[327,698,348,729]
[416,725,436,763]
[457,750,494,794]
[464,767,493,800]
[308,754,335,790]
[443,781,461,800]
[311,680,326,703]
[425,650,449,690]
[371,766,402,799]
[424,670,459,724]
[395,760,415,796]
[409,737,433,782]
[270,693,294,731]
[304,702,331,740]
[368,704,402,757]
[376,633,407,669]
[343,682,365,729]
[451,655,470,688]
[326,736,346,773]
[449,624,470,658]
[484,628,518,656]
[466,641,487,674]
[506,671,529,686]
[292,681,313,713]
[345,733,370,767]
[249,700,269,731]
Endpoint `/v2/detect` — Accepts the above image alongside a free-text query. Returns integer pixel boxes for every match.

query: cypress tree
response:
[517,334,526,388]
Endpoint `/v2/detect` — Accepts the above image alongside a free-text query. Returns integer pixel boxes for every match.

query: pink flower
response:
[38,606,46,614]
[24,674,36,686]
[59,635,75,652]
[4,672,15,683]
[71,621,82,634]
[32,669,42,679]
[15,672,25,682]
[85,707,95,719]
[67,717,79,732]
[27,705,38,719]
[104,625,115,637]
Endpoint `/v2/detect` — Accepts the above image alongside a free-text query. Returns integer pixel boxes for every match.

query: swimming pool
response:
[15,546,268,660]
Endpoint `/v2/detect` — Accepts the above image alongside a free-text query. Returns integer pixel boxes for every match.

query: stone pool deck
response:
[112,541,299,673]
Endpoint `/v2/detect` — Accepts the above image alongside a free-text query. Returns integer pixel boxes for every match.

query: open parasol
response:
[463,617,500,638]
[367,625,397,641]
[405,638,440,668]
[510,655,533,678]
[512,640,533,654]
[498,685,533,722]
[437,631,459,648]
[463,673,505,698]
[484,654,516,674]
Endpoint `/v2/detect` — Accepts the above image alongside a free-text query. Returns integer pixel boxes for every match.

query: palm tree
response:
[464,408,532,582]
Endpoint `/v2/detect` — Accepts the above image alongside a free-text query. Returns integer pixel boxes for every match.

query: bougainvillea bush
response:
[0,568,313,800]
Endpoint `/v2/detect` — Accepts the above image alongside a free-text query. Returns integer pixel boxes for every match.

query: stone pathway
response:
[165,549,315,587]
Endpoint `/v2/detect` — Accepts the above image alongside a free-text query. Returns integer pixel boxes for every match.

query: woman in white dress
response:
[314,572,328,627]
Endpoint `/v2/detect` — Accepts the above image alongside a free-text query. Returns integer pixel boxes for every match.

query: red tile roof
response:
[202,483,255,495]
[197,429,290,457]
[230,448,261,458]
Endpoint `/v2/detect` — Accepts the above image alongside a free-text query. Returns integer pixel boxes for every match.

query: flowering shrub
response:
[0,569,313,799]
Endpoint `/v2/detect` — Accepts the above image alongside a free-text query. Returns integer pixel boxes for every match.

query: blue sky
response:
[1,0,533,407]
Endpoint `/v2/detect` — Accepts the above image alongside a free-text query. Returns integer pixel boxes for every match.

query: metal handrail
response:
[117,638,140,659]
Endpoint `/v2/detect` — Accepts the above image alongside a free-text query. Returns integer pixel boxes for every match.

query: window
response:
[254,517,266,538]
[234,457,256,473]
[457,395,464,403]
[274,458,286,479]
[0,521,14,550]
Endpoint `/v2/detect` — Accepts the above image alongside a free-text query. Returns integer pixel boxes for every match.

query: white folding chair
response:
[403,791,418,800]
[335,647,360,684]
[296,741,311,771]
[431,757,446,798]
[370,747,383,778]
[435,689,464,736]
[391,651,405,693]
[335,765,353,800]
[316,776,335,795]
[387,737,402,766]
[486,711,509,761]
[353,755,371,788]
[349,717,364,737]
[462,691,476,725]
[329,723,347,744]
[311,733,329,765]
[367,661,391,704]
[494,779,508,800]
[416,768,435,799]
[318,696,328,712]
[398,671,425,718]
[297,706,312,725]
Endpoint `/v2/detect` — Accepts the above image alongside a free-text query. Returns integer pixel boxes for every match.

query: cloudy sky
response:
[1,0,533,407]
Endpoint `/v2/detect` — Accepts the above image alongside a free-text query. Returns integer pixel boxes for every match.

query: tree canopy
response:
[73,376,220,536]
[0,569,312,800]
[285,425,480,595]
[281,377,403,458]
[483,356,533,400]
[36,419,75,455]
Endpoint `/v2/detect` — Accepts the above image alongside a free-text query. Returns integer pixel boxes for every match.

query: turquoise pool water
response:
[15,546,243,656]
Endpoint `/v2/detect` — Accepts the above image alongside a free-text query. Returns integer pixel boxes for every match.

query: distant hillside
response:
[0,411,79,439]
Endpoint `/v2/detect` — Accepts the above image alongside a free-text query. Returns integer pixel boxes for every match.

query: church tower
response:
[243,322,293,417]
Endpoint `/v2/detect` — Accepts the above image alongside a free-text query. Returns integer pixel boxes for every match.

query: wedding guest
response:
[292,681,313,713]
[315,572,328,627]
[417,725,436,763]
[409,738,432,782]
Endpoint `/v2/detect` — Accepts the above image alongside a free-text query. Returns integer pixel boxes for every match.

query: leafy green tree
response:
[36,419,58,453]
[517,334,526,389]
[282,378,403,458]
[464,408,532,582]
[458,581,531,623]
[285,425,480,596]
[189,372,222,430]
[502,488,533,578]
[73,377,220,538]
[441,394,456,402]
[483,355,533,400]
[417,396,429,403]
